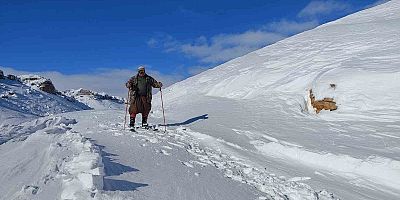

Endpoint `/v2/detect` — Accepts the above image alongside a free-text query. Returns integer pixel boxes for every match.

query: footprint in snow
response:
[22,185,39,195]
[180,160,194,168]
[160,149,170,156]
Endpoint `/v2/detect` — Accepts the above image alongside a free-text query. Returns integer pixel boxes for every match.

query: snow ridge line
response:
[60,131,104,200]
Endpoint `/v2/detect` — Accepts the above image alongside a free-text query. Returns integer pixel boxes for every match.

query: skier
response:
[126,66,163,129]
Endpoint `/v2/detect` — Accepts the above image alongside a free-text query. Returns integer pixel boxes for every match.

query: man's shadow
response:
[95,143,149,191]
[162,114,208,127]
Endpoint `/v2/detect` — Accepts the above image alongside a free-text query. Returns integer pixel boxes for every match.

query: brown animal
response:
[309,89,338,114]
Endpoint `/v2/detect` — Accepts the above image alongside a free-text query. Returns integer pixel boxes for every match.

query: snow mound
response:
[61,133,104,200]
[0,115,106,200]
[0,116,77,144]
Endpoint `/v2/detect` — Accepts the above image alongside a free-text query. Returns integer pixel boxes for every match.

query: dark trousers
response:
[129,96,151,124]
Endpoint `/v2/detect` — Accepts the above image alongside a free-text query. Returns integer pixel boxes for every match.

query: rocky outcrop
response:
[39,80,57,94]
[7,74,17,80]
[19,75,58,94]
[309,89,338,114]
[76,89,94,96]
[0,70,4,79]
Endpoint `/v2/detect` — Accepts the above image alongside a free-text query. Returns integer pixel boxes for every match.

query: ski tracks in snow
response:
[98,120,336,200]
[0,111,337,200]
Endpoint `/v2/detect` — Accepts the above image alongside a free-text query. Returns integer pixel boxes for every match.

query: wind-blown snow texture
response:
[150,1,400,199]
[1,1,400,200]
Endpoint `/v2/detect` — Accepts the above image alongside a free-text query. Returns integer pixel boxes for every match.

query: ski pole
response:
[123,90,130,130]
[160,87,167,132]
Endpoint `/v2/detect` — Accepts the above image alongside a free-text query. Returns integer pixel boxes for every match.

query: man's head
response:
[138,66,146,77]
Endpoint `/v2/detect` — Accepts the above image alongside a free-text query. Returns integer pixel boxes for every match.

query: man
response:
[126,66,163,128]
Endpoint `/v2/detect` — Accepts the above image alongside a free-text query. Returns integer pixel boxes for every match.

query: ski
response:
[129,124,159,132]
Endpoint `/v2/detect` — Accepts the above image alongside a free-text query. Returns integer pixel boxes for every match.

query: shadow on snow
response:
[103,179,148,191]
[94,143,149,191]
[163,114,208,127]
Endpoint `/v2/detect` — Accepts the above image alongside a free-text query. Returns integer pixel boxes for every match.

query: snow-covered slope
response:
[163,1,400,121]
[0,76,90,127]
[149,1,400,199]
[63,88,124,110]
[0,116,105,200]
[1,1,400,200]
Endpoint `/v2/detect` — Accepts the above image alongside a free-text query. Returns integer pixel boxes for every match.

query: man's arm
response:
[126,76,135,89]
[150,77,163,88]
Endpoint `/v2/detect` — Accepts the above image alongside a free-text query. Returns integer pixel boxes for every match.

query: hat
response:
[138,66,145,71]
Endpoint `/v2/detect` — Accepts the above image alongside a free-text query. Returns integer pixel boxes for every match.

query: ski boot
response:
[129,117,136,132]
[142,117,149,129]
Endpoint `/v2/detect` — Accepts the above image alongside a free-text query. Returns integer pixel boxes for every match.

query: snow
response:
[0,77,90,126]
[63,88,124,110]
[160,0,400,122]
[1,1,400,200]
[61,133,104,200]
[19,74,52,89]
[148,1,400,199]
[60,110,264,200]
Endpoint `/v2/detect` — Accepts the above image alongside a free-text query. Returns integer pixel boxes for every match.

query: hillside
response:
[0,1,399,200]
[150,1,400,199]
[0,74,90,127]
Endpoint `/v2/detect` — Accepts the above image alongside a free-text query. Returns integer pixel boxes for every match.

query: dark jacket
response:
[126,74,161,103]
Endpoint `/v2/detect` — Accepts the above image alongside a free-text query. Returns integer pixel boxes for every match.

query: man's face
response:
[138,69,145,77]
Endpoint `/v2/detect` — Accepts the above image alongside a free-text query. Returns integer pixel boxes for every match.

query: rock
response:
[7,74,17,80]
[39,80,57,94]
[0,70,4,79]
[76,89,94,96]
[19,75,58,94]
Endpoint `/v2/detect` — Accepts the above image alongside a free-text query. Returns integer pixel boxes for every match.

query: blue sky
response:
[0,0,386,96]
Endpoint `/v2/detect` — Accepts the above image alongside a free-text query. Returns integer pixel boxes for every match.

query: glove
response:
[125,82,131,89]
[158,82,163,88]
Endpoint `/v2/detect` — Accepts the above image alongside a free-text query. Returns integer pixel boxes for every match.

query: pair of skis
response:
[129,124,159,132]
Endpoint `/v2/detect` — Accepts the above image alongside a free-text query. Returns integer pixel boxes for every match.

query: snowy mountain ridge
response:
[0,74,90,126]
[19,74,53,88]
[0,72,124,125]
